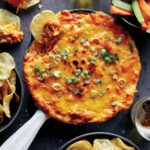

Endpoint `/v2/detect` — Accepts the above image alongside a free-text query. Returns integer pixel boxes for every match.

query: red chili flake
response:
[88,63,96,74]
[91,39,99,45]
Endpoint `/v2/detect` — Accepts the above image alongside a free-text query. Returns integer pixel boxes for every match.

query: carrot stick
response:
[142,21,150,31]
[147,0,150,7]
[142,22,148,31]
[110,5,134,16]
[138,0,150,21]
[7,0,25,7]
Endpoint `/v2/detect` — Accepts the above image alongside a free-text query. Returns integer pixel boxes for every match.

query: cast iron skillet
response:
[121,16,140,29]
[0,68,23,132]
[0,9,139,150]
[59,132,140,150]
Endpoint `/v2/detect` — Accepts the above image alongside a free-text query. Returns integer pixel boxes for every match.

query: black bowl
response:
[0,68,23,132]
[59,132,140,150]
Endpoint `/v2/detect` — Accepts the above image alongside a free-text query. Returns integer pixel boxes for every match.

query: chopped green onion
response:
[82,70,91,79]
[38,74,45,81]
[60,48,70,60]
[112,0,133,12]
[91,47,96,51]
[116,37,123,43]
[104,56,113,63]
[109,71,116,76]
[101,49,119,63]
[71,35,78,42]
[34,67,41,74]
[71,77,80,83]
[89,57,97,62]
[52,83,61,91]
[95,51,101,58]
[61,48,70,55]
[74,46,79,53]
[113,54,120,61]
[75,69,81,76]
[56,92,62,98]
[80,38,88,44]
[49,62,55,68]
[66,77,80,84]
[50,54,60,59]
[53,71,62,78]
[131,0,144,24]
[111,101,118,106]
[100,89,106,96]
[66,77,72,84]
[101,49,108,57]
[34,66,46,74]
[129,42,134,53]
[94,79,103,85]
[63,55,69,60]
[74,90,83,96]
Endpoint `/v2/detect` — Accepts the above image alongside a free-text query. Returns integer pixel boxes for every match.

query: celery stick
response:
[131,0,144,24]
[112,0,133,12]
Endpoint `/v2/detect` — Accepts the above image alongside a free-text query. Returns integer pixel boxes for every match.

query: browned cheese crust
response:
[24,10,141,124]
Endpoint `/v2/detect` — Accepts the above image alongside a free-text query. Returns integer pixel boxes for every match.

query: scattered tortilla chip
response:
[9,70,20,102]
[111,138,135,150]
[93,139,119,150]
[20,0,40,9]
[9,70,16,85]
[0,9,24,44]
[0,53,15,80]
[30,10,59,43]
[3,79,16,118]
[0,9,20,30]
[93,139,106,150]
[0,52,18,123]
[66,140,93,150]
[0,80,4,88]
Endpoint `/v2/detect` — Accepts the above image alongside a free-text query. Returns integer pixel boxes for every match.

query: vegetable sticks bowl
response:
[110,0,150,33]
[0,68,23,132]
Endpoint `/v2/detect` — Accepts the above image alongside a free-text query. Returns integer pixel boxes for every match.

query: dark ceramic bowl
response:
[0,68,23,132]
[59,132,140,150]
[70,8,95,13]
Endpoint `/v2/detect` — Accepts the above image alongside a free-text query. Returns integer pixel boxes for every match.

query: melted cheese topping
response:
[24,10,141,124]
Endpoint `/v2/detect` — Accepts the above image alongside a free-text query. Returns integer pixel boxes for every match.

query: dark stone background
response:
[0,0,150,149]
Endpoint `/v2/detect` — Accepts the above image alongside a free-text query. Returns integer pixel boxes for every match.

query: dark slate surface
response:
[0,0,150,149]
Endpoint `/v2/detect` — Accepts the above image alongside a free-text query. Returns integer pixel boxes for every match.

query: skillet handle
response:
[1,109,47,150]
